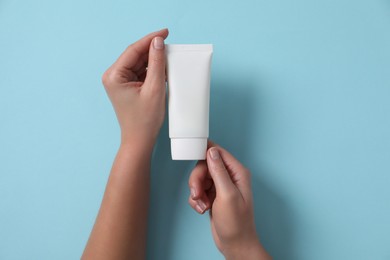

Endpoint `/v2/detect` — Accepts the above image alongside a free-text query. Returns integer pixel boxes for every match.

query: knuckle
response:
[101,71,109,86]
[129,43,141,55]
[101,69,114,88]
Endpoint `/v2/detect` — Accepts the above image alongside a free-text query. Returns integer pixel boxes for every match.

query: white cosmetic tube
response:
[166,44,213,160]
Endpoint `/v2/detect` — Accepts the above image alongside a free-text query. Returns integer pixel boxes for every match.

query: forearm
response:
[82,142,152,260]
[224,240,272,260]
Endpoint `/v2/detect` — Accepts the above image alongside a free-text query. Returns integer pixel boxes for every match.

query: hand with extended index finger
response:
[188,141,272,260]
[102,29,169,151]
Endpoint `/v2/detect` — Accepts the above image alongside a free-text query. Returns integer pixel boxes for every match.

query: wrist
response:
[118,138,154,163]
[120,133,156,154]
[224,238,271,260]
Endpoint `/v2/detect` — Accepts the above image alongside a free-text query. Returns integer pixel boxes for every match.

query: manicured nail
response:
[153,37,164,50]
[191,187,196,199]
[210,147,220,160]
[198,200,207,212]
[195,204,203,214]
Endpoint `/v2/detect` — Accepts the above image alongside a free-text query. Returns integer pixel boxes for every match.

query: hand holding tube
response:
[188,142,272,260]
[102,29,169,151]
[83,29,169,260]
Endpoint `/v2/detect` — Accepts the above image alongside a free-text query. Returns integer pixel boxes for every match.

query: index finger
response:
[113,28,169,71]
[188,160,208,200]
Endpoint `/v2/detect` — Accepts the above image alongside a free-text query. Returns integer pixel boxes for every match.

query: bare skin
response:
[82,29,272,260]
[188,142,272,260]
[82,29,168,260]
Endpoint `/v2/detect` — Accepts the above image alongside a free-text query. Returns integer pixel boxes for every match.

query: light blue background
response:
[1,0,389,259]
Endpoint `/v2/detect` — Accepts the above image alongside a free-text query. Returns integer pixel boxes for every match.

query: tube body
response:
[166,44,213,160]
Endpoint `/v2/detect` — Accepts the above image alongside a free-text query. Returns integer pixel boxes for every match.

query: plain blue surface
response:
[1,0,390,259]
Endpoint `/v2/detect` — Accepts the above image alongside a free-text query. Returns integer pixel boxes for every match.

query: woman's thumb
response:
[207,147,236,194]
[144,36,166,92]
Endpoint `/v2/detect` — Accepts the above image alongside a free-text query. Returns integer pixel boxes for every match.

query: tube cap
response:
[171,138,207,160]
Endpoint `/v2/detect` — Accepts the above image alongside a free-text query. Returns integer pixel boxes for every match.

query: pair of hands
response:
[102,28,270,259]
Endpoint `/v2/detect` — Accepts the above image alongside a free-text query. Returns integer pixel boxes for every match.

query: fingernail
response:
[153,37,164,50]
[198,200,207,212]
[210,147,220,160]
[195,204,203,214]
[191,187,196,199]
